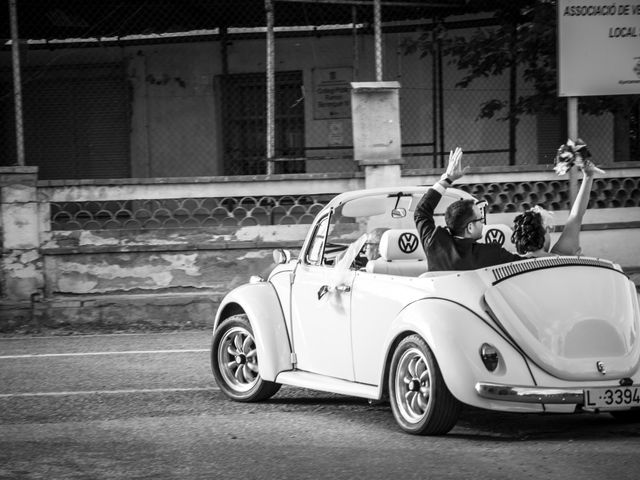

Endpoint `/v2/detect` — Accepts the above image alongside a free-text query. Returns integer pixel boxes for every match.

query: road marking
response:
[0,386,219,398]
[0,331,210,340]
[0,348,209,359]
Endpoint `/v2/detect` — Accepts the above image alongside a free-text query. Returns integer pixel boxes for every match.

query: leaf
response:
[478,99,507,120]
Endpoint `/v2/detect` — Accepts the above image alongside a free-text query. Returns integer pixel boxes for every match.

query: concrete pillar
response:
[350,81,403,189]
[0,166,44,301]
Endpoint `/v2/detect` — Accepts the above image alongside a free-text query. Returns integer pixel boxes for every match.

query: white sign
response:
[313,67,352,119]
[558,0,640,96]
[328,121,345,146]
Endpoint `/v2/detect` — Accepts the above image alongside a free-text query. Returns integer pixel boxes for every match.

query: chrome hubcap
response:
[218,326,259,392]
[394,347,432,424]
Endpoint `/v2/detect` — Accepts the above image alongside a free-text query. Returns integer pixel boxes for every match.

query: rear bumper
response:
[475,382,584,404]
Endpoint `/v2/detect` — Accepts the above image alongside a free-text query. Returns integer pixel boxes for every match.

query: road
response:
[1,331,640,480]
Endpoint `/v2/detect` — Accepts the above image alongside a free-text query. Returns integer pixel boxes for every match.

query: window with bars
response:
[218,70,305,175]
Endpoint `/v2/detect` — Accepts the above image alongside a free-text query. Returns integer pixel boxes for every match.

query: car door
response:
[290,214,356,381]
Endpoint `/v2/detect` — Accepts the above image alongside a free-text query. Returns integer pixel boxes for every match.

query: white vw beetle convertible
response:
[211,186,640,435]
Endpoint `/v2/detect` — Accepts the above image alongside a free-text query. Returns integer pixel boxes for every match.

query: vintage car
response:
[210,186,640,435]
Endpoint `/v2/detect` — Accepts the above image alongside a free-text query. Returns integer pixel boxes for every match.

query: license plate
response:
[584,386,640,409]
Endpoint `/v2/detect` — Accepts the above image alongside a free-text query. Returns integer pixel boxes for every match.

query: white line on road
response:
[0,348,209,359]
[0,386,219,398]
[0,331,209,340]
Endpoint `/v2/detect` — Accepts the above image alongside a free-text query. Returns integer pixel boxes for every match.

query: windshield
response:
[322,193,422,269]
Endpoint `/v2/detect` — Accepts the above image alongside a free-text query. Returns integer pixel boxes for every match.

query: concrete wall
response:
[0,22,617,179]
[2,164,639,333]
[0,167,44,301]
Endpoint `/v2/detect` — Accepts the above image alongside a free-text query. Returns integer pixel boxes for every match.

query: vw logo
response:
[484,228,505,246]
[398,232,418,254]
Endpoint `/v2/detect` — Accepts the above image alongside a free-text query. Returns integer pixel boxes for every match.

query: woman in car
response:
[511,157,600,257]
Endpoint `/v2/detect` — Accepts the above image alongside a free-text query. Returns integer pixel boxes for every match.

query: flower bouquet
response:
[553,139,604,175]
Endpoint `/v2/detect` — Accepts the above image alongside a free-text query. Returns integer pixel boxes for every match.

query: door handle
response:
[317,284,350,300]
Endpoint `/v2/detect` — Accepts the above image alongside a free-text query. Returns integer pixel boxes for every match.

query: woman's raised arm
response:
[550,161,598,255]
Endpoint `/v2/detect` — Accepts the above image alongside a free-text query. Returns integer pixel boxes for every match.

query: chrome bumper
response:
[476,382,584,404]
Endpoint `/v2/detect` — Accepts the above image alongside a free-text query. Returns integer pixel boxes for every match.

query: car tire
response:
[211,314,281,402]
[389,334,461,435]
[609,409,640,423]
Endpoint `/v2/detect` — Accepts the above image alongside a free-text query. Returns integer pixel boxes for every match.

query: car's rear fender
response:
[214,282,292,382]
[381,298,538,409]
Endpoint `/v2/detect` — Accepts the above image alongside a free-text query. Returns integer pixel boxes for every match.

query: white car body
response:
[211,186,640,435]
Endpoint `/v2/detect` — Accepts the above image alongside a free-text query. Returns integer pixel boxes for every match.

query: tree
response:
[404,0,639,162]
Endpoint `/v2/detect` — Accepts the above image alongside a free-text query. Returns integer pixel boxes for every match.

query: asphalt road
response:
[1,331,640,480]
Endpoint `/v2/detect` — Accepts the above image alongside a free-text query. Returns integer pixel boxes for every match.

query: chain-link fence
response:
[1,0,638,180]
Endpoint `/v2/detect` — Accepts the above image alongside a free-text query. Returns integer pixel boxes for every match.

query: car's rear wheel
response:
[389,334,461,435]
[211,314,281,402]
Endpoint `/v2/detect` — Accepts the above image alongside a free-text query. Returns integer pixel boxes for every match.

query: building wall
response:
[2,164,639,331]
[0,24,617,180]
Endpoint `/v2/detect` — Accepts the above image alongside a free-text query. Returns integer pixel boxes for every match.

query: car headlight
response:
[480,343,500,372]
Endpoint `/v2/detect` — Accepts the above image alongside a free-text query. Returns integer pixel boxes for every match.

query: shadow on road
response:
[262,388,640,440]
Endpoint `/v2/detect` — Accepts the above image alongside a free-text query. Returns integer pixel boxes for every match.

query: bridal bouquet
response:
[553,139,604,175]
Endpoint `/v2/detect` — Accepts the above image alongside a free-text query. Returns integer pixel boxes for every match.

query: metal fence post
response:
[266,0,275,175]
[567,97,579,204]
[374,0,382,82]
[9,0,25,167]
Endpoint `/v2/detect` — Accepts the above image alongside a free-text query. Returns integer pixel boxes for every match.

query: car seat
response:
[365,229,428,276]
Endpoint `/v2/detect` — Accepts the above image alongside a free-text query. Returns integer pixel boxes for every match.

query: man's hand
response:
[441,147,467,183]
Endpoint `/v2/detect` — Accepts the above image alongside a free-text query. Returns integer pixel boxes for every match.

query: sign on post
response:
[558,0,640,96]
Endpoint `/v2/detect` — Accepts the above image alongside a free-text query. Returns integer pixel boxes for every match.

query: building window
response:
[218,70,305,175]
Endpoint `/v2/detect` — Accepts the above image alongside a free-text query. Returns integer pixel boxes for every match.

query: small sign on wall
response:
[328,121,345,146]
[313,67,352,119]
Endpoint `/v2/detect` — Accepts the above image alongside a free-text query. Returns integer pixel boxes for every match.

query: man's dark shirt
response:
[414,186,524,271]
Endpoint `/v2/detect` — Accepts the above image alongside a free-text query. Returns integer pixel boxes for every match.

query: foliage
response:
[402,0,635,120]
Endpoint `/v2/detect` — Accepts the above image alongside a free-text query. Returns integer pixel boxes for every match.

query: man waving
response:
[414,147,524,271]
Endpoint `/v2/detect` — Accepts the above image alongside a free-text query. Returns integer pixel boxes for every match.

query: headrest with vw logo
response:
[378,229,426,262]
[479,224,515,251]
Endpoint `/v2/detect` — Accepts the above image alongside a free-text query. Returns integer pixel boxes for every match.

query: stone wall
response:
[2,164,639,333]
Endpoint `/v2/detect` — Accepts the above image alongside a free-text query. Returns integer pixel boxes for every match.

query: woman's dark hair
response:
[445,199,476,236]
[511,210,546,254]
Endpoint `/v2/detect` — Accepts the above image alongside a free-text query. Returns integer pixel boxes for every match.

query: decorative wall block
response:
[457,176,640,213]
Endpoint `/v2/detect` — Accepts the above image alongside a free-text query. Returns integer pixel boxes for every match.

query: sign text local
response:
[558,0,640,96]
[313,68,352,119]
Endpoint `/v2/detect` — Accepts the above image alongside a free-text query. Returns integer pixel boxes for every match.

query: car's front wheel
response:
[389,334,461,435]
[211,314,281,402]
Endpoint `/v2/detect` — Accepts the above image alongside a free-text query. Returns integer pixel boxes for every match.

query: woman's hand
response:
[581,158,604,177]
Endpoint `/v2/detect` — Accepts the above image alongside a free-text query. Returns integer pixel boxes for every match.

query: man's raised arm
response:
[414,147,465,245]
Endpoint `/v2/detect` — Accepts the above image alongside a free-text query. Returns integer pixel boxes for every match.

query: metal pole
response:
[373,0,382,81]
[508,21,517,166]
[437,33,444,168]
[431,37,437,169]
[567,96,579,204]
[220,26,229,75]
[352,5,359,81]
[265,0,275,175]
[9,0,25,166]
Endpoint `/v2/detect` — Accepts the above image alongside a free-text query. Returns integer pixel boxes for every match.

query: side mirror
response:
[273,248,291,265]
